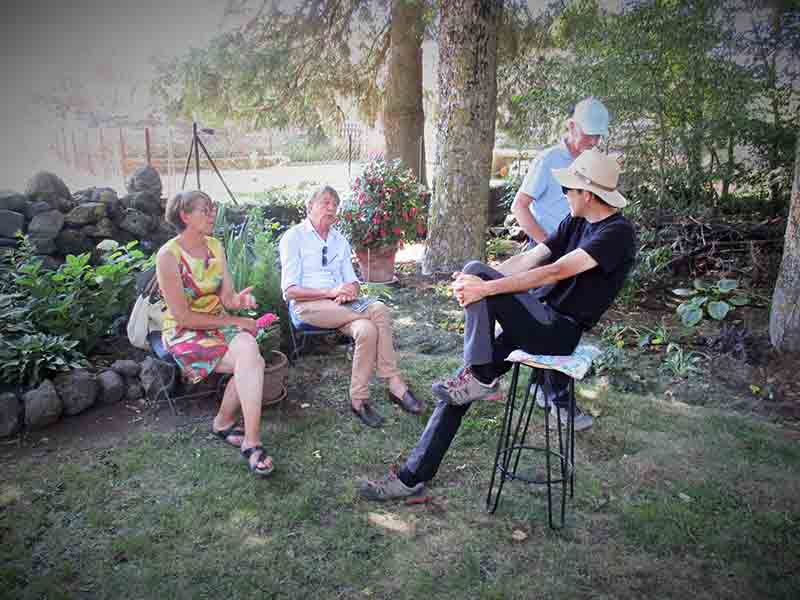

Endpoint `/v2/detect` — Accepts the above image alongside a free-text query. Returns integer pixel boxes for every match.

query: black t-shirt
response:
[535,212,637,329]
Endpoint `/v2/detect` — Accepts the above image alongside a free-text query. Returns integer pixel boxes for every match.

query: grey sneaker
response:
[358,470,424,501]
[549,404,594,432]
[432,367,499,406]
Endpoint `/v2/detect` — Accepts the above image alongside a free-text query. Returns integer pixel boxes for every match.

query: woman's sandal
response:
[241,445,275,478]
[211,423,245,447]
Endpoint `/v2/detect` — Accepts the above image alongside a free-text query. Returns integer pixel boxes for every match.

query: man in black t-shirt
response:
[359,149,637,501]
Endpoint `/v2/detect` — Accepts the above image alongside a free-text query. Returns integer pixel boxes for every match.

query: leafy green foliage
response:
[11,243,146,353]
[254,324,281,361]
[338,159,427,250]
[660,342,707,378]
[215,203,287,359]
[152,2,407,133]
[0,236,147,387]
[504,0,799,207]
[673,278,750,326]
[0,333,87,387]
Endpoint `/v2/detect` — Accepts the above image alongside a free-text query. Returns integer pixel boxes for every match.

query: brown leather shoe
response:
[351,403,384,428]
[387,388,423,414]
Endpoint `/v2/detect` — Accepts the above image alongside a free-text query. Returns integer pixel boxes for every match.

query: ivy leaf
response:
[693,279,711,291]
[729,295,749,306]
[707,301,731,320]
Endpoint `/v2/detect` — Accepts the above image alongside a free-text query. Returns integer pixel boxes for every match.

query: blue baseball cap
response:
[573,97,609,136]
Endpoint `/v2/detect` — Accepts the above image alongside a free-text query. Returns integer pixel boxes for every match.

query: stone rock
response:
[0,392,20,437]
[25,172,71,206]
[64,202,107,226]
[29,237,57,255]
[126,165,162,198]
[97,370,125,405]
[96,239,120,253]
[111,359,140,378]
[55,229,94,256]
[0,210,25,238]
[125,382,145,402]
[91,187,118,205]
[84,217,116,238]
[128,192,162,217]
[25,200,52,220]
[0,190,27,213]
[24,380,63,429]
[139,356,175,401]
[118,209,154,237]
[53,369,97,416]
[28,210,65,239]
[72,188,94,204]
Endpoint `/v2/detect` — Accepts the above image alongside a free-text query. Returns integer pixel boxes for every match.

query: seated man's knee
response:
[463,260,489,275]
[350,318,377,342]
[368,301,390,320]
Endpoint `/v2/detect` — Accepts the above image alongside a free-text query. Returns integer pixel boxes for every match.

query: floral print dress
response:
[161,236,240,383]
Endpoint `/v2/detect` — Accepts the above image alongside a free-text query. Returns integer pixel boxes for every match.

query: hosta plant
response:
[672,278,749,327]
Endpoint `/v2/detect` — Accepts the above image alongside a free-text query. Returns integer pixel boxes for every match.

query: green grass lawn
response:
[2,286,799,599]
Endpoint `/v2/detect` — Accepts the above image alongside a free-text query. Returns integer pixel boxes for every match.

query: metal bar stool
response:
[485,345,600,529]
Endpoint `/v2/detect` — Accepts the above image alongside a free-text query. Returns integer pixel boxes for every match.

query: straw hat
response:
[552,149,627,208]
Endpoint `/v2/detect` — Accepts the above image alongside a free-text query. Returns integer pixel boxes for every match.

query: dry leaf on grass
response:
[368,512,416,535]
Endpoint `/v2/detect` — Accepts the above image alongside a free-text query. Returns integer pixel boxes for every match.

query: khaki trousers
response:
[292,300,401,401]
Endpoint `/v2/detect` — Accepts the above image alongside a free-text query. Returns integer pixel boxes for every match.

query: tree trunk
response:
[422,0,500,275]
[384,0,427,186]
[770,133,800,351]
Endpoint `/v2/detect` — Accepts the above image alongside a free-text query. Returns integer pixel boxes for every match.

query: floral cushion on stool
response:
[505,344,602,381]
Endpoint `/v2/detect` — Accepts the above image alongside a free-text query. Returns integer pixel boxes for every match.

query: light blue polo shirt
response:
[518,141,574,236]
[279,219,359,308]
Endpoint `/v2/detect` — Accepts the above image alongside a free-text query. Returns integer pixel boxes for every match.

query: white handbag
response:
[127,273,165,350]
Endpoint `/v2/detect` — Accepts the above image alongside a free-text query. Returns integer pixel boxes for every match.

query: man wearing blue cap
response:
[511,97,610,246]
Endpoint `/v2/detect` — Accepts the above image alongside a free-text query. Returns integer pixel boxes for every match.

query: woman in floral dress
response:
[156,190,273,477]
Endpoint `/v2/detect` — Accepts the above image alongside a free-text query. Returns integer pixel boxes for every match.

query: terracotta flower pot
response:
[355,243,398,283]
[262,350,288,406]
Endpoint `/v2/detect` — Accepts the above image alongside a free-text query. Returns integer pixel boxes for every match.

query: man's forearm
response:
[496,245,551,276]
[511,192,548,243]
[284,285,334,302]
[485,263,561,297]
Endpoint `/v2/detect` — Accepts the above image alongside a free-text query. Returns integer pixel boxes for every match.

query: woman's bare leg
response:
[215,332,271,470]
[212,377,243,446]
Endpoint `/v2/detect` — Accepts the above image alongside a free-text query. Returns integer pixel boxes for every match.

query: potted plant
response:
[255,313,288,406]
[338,159,427,282]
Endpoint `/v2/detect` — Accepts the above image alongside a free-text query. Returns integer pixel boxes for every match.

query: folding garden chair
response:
[287,306,350,363]
[147,330,229,415]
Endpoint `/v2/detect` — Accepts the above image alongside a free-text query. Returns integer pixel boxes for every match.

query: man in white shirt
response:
[511,97,610,245]
[279,186,422,427]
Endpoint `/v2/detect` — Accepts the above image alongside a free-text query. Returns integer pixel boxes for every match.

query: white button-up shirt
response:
[279,219,359,304]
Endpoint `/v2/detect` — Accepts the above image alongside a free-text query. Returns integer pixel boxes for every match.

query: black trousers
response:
[398,261,582,487]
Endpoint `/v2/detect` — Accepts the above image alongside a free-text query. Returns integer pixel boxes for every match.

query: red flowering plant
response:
[337,159,427,251]
[254,312,281,363]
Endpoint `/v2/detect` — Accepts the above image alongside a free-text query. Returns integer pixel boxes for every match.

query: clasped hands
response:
[330,282,360,304]
[451,272,487,307]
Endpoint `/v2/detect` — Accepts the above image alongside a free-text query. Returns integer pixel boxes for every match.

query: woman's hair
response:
[305,185,340,213]
[165,190,214,232]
